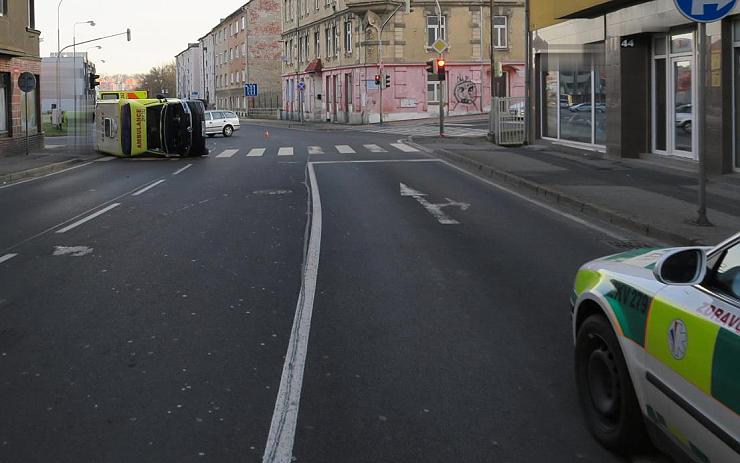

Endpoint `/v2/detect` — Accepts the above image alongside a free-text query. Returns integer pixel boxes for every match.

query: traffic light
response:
[88,73,100,90]
[384,73,391,88]
[374,74,381,86]
[126,28,131,42]
[436,58,446,81]
[425,60,434,75]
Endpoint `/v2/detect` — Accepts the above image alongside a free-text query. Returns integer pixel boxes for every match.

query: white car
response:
[205,110,240,137]
[571,233,739,462]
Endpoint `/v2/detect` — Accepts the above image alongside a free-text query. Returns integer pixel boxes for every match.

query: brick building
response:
[209,0,283,116]
[281,0,525,124]
[1,0,43,155]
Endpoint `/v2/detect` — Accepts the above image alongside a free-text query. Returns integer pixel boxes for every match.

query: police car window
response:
[711,242,740,300]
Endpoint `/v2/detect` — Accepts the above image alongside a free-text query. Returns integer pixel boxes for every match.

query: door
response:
[670,57,695,158]
[644,239,740,462]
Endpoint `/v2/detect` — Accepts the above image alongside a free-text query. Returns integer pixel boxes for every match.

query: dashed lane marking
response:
[173,164,193,175]
[0,253,18,264]
[55,203,121,234]
[131,179,166,196]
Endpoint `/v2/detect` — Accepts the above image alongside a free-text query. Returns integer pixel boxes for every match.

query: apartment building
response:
[199,31,215,108]
[0,0,43,155]
[212,0,282,116]
[281,0,525,124]
[175,43,203,100]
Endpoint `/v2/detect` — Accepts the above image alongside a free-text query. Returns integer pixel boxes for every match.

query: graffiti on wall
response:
[452,75,480,111]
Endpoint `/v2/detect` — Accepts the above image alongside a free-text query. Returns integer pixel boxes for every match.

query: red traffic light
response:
[436,59,445,68]
[374,74,381,83]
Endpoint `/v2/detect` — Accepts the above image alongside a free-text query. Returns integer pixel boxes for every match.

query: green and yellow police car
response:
[572,232,739,462]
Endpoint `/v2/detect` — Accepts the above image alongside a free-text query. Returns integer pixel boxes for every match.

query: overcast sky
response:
[37,0,251,74]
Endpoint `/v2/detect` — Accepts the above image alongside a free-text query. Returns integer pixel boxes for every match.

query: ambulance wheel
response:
[575,314,649,454]
[223,125,233,137]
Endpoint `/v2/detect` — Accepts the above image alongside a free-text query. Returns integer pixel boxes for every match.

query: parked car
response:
[568,103,606,113]
[205,110,240,137]
[571,233,740,462]
[675,104,692,133]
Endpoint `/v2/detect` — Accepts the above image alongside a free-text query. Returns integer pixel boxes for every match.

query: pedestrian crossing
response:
[211,142,419,158]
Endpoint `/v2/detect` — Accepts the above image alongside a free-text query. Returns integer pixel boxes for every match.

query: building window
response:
[241,16,245,30]
[0,0,6,16]
[0,73,9,134]
[325,27,331,58]
[344,20,352,53]
[427,15,446,46]
[427,80,440,103]
[315,0,319,9]
[298,36,303,64]
[315,31,321,58]
[493,16,507,49]
[332,24,338,56]
[27,0,35,29]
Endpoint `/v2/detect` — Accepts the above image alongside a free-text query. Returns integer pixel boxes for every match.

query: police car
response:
[571,232,739,462]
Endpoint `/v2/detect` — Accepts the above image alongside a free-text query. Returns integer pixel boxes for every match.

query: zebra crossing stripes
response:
[247,148,266,157]
[335,145,355,154]
[364,144,387,153]
[216,149,239,158]
[390,143,419,152]
[307,146,324,155]
[278,147,294,156]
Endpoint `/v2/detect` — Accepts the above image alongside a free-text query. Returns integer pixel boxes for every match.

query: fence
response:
[245,93,281,120]
[490,96,526,146]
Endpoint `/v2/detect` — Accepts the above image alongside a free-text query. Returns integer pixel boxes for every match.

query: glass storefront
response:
[539,45,606,146]
[652,31,695,159]
[733,21,740,171]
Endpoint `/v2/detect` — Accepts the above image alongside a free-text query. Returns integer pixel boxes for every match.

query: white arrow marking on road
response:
[399,183,470,225]
[53,246,94,257]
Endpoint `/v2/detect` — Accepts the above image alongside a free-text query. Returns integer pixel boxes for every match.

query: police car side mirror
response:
[653,248,707,286]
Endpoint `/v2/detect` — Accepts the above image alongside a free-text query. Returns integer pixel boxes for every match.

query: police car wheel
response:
[575,314,649,454]
[223,125,233,137]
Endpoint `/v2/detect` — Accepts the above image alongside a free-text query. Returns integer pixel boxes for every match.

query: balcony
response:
[344,0,402,15]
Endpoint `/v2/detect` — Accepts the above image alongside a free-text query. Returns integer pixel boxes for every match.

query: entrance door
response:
[670,57,695,158]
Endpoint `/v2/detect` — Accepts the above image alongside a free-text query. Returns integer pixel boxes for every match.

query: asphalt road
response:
[1,122,646,462]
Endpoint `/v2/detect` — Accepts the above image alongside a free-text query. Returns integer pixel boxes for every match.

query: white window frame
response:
[493,16,508,49]
[333,24,339,56]
[344,20,352,54]
[427,80,440,103]
[241,16,245,30]
[0,0,6,16]
[426,15,446,46]
[315,30,321,58]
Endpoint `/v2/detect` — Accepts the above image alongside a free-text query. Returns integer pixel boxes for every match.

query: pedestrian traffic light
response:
[374,74,381,86]
[425,60,434,75]
[436,58,446,81]
[384,73,391,88]
[88,73,100,90]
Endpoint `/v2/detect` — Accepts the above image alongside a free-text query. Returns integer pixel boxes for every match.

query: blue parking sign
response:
[674,0,737,22]
[244,83,258,97]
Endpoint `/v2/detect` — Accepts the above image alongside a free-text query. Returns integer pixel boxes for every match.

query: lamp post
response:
[56,0,64,125]
[202,46,208,107]
[72,20,95,150]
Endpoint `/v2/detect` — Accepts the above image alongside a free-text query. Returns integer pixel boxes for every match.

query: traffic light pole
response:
[436,0,444,137]
[377,3,403,126]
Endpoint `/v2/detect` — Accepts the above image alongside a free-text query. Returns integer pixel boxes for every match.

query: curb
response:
[0,158,88,185]
[406,136,696,246]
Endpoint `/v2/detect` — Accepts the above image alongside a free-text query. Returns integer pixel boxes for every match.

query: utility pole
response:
[696,22,711,226]
[524,0,532,144]
[489,0,496,142]
[377,2,404,126]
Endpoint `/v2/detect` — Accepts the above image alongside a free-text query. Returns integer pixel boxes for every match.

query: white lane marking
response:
[307,146,324,155]
[391,143,419,152]
[247,148,266,157]
[262,163,322,463]
[55,203,121,234]
[364,144,387,153]
[0,160,96,190]
[216,149,239,158]
[335,145,355,154]
[278,147,294,156]
[95,156,116,162]
[399,182,470,225]
[53,246,93,257]
[309,159,441,165]
[173,164,193,176]
[0,253,18,264]
[131,179,166,196]
[439,160,634,242]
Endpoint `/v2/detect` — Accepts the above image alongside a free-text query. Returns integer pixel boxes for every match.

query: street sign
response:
[244,83,258,97]
[18,72,36,93]
[674,0,737,22]
[298,81,306,91]
[431,38,448,55]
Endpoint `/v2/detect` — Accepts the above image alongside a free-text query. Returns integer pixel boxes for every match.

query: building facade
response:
[41,53,97,112]
[530,0,740,175]
[0,0,43,155]
[175,43,203,100]
[211,0,283,117]
[199,31,216,108]
[280,0,525,124]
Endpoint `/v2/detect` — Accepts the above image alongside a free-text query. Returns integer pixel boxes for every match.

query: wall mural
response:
[452,75,480,111]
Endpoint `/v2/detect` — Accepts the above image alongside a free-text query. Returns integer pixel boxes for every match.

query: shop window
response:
[427,15,446,46]
[671,32,693,54]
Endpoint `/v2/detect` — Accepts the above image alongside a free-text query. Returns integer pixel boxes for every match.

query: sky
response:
[37,0,251,75]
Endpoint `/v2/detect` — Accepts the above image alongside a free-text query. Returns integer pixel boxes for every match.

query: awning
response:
[559,0,647,19]
[305,59,322,73]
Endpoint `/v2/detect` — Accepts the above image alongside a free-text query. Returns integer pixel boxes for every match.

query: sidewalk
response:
[0,144,99,186]
[408,136,740,246]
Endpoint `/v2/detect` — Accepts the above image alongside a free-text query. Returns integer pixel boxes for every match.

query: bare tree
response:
[136,62,176,98]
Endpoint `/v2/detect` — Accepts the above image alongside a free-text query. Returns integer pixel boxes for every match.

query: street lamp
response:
[56,0,64,122]
[72,20,95,147]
